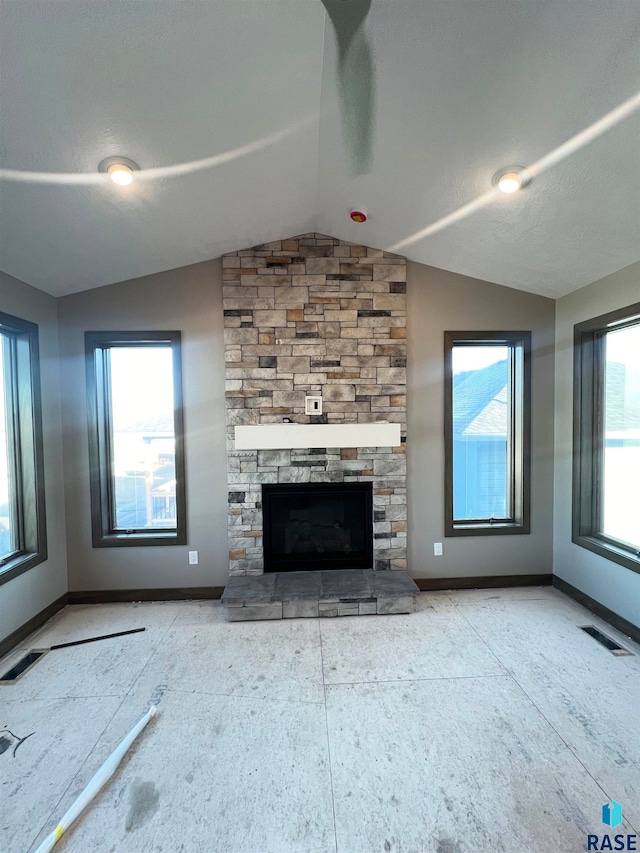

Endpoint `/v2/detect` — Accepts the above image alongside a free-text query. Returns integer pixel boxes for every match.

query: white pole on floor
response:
[33,706,157,853]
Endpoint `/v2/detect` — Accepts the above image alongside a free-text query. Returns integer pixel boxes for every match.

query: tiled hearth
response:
[222,570,420,621]
[223,234,408,582]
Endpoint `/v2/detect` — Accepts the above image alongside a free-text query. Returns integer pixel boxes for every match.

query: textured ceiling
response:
[1,1,639,298]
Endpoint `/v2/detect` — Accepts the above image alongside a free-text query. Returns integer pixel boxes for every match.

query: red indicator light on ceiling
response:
[350,210,367,223]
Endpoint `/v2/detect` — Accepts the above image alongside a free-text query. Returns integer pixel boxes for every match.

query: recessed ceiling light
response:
[98,157,139,186]
[107,163,134,185]
[492,166,531,194]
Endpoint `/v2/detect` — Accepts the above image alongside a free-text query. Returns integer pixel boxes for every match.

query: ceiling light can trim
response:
[98,156,140,185]
[492,166,532,194]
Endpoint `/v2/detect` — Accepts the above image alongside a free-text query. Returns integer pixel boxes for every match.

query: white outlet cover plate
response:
[305,396,323,415]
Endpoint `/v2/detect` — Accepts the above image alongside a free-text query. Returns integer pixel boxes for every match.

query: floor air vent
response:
[0,651,47,684]
[580,626,632,656]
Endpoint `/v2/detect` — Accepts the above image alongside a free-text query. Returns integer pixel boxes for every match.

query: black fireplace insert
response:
[262,482,373,572]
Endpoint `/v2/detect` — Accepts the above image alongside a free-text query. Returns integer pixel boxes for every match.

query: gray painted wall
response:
[554,260,640,627]
[57,260,229,590]
[406,262,556,578]
[0,271,67,643]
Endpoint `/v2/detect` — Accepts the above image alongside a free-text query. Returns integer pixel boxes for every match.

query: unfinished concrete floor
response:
[1,587,639,852]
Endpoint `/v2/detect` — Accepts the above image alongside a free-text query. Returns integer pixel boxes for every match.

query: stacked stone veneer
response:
[223,233,407,576]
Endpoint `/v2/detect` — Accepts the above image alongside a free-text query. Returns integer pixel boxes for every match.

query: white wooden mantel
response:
[234,423,401,450]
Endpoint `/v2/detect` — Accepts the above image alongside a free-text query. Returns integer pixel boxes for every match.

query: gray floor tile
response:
[274,570,322,600]
[222,573,276,604]
[320,569,369,598]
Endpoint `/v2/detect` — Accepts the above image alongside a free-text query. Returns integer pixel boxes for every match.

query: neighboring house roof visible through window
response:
[119,414,175,433]
[453,361,508,440]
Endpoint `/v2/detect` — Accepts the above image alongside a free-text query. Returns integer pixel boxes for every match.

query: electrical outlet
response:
[188,550,199,565]
[434,542,443,556]
[305,395,322,415]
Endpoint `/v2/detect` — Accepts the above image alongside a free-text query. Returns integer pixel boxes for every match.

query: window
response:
[444,331,531,536]
[85,332,186,547]
[573,302,640,572]
[0,312,47,584]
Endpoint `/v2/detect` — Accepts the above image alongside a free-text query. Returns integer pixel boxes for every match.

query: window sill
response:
[572,534,640,575]
[92,531,186,548]
[0,549,48,586]
[446,522,530,537]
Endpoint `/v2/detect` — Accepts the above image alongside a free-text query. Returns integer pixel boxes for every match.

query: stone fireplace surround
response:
[223,233,407,579]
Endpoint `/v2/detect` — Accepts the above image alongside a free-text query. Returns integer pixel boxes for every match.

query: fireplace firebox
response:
[262,483,373,572]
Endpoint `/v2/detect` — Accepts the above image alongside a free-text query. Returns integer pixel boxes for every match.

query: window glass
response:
[0,338,16,561]
[109,346,176,531]
[602,322,640,549]
[452,345,510,521]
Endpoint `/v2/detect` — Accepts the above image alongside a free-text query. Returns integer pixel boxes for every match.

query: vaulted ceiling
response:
[1,1,639,298]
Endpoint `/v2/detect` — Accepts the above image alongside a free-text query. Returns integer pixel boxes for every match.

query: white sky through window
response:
[109,347,174,430]
[606,322,640,366]
[452,345,508,375]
